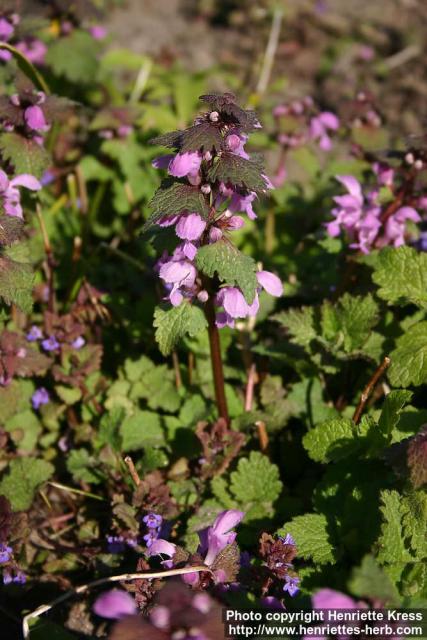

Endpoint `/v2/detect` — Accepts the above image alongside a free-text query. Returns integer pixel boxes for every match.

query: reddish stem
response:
[204,294,229,423]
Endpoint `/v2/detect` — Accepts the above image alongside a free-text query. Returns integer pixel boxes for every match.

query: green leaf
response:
[229,452,282,521]
[120,410,165,451]
[66,449,103,484]
[401,492,427,560]
[207,153,267,192]
[0,132,50,178]
[0,457,54,511]
[320,294,379,353]
[377,490,413,565]
[279,513,336,564]
[303,417,361,463]
[378,390,413,439]
[349,555,400,604]
[55,385,82,405]
[5,410,42,452]
[0,253,33,313]
[95,407,124,451]
[195,240,258,303]
[45,31,100,83]
[388,322,427,387]
[125,356,181,413]
[274,307,316,348]
[153,302,207,356]
[372,247,427,308]
[143,182,210,232]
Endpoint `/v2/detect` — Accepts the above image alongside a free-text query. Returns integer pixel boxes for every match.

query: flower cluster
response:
[271,97,339,187]
[259,532,300,599]
[151,93,283,328]
[327,165,423,253]
[94,580,224,639]
[142,512,163,547]
[0,540,25,585]
[0,11,47,64]
[148,509,244,585]
[26,324,86,352]
[0,89,55,144]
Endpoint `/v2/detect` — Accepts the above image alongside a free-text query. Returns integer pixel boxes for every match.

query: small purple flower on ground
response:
[26,326,43,342]
[0,544,12,564]
[283,574,300,597]
[41,335,60,351]
[31,388,50,410]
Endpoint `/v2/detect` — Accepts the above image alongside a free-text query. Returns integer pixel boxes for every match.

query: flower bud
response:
[197,290,209,303]
[201,184,211,194]
[405,152,414,165]
[414,159,423,170]
[10,94,20,106]
[226,133,241,151]
[209,111,220,122]
[203,150,213,162]
[224,209,233,218]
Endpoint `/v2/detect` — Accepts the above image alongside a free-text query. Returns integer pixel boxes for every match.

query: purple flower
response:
[71,336,85,349]
[0,544,12,564]
[175,213,206,241]
[24,105,50,133]
[0,170,41,218]
[283,574,300,597]
[13,570,26,584]
[143,513,163,529]
[256,271,283,297]
[15,39,47,65]
[32,387,50,410]
[217,287,257,320]
[93,589,137,619]
[2,570,12,585]
[89,25,107,40]
[159,258,197,306]
[41,335,60,351]
[0,17,14,40]
[279,533,296,546]
[26,325,43,342]
[168,152,202,179]
[309,112,339,150]
[381,206,420,248]
[146,538,176,567]
[200,510,244,567]
[312,588,359,609]
[229,190,258,220]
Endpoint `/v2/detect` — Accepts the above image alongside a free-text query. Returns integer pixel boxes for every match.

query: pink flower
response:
[218,287,257,319]
[229,191,258,220]
[146,538,177,558]
[382,206,420,247]
[159,258,197,306]
[15,39,47,65]
[0,170,41,218]
[202,510,245,566]
[256,271,283,297]
[93,589,137,619]
[24,105,50,133]
[0,17,14,40]
[168,151,202,178]
[89,25,107,40]
[310,112,339,151]
[175,213,206,241]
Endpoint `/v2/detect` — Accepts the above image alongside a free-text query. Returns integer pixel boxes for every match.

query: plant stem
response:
[352,356,391,424]
[204,295,229,423]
